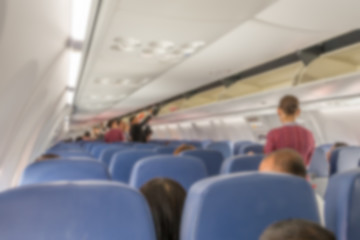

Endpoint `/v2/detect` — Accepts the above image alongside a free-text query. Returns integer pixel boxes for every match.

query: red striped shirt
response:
[264,124,315,166]
[104,129,124,143]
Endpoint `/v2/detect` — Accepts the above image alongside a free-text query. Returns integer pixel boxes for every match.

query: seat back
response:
[51,151,94,159]
[206,141,232,159]
[21,160,110,185]
[0,182,156,240]
[221,155,264,174]
[155,146,177,154]
[243,144,264,154]
[330,147,360,175]
[325,169,360,240]
[133,144,158,150]
[90,144,110,158]
[308,147,329,177]
[181,150,223,176]
[233,141,253,155]
[99,147,126,166]
[109,150,158,183]
[181,173,319,240]
[129,156,208,191]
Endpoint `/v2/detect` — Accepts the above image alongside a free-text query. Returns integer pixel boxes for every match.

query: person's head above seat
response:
[259,149,306,179]
[35,153,59,162]
[260,219,335,240]
[278,95,300,124]
[327,142,348,161]
[173,144,196,155]
[107,119,119,129]
[140,178,186,240]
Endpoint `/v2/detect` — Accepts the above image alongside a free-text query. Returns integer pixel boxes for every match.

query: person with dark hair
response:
[140,178,186,240]
[130,111,153,142]
[259,149,324,225]
[260,219,335,240]
[82,131,92,141]
[104,119,124,143]
[35,154,59,162]
[327,142,348,161]
[264,95,315,166]
[173,144,196,155]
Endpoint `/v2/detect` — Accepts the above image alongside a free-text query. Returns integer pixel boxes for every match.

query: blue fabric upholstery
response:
[308,147,329,177]
[325,169,360,240]
[155,146,177,154]
[0,182,156,240]
[181,173,319,240]
[99,147,126,166]
[181,150,223,176]
[109,150,158,183]
[133,144,158,150]
[330,147,360,175]
[243,144,264,154]
[50,151,94,159]
[21,160,110,185]
[129,156,208,191]
[206,141,232,159]
[221,155,264,174]
[233,141,253,155]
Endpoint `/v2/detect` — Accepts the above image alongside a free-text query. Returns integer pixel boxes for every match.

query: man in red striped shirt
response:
[104,119,124,143]
[264,95,315,166]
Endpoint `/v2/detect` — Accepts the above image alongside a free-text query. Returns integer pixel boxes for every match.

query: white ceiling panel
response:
[256,0,360,31]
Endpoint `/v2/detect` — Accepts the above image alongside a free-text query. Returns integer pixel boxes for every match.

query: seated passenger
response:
[82,131,92,141]
[104,119,124,143]
[35,154,59,162]
[140,178,186,240]
[264,95,315,166]
[260,219,335,240]
[173,144,196,155]
[327,142,348,161]
[259,149,324,225]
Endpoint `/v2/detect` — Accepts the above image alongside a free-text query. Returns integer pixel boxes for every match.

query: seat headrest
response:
[330,147,360,175]
[181,172,319,240]
[21,160,110,185]
[182,150,224,176]
[325,169,360,240]
[0,182,156,240]
[221,155,263,174]
[129,155,207,190]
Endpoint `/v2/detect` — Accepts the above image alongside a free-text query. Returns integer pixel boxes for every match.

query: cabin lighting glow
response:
[71,0,93,41]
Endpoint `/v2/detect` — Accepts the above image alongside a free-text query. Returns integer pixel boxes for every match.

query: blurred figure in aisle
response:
[92,126,104,141]
[140,178,186,240]
[104,119,124,143]
[82,131,92,141]
[260,219,335,240]
[174,144,196,155]
[326,142,348,161]
[264,95,315,166]
[130,107,159,142]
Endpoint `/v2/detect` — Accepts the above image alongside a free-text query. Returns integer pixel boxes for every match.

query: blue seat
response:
[155,146,177,154]
[50,151,94,159]
[181,150,223,176]
[133,144,158,150]
[109,150,158,183]
[129,156,208,191]
[233,141,253,155]
[181,173,319,240]
[206,141,232,159]
[99,147,126,166]
[308,147,329,177]
[329,147,360,175]
[221,155,264,174]
[184,141,203,149]
[243,144,264,154]
[325,169,360,240]
[0,182,156,240]
[90,144,110,158]
[21,160,110,185]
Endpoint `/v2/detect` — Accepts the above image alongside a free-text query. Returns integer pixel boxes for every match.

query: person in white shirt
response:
[259,148,325,225]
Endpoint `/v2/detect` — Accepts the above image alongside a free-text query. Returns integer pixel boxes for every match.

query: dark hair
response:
[268,149,306,178]
[107,119,117,128]
[130,115,136,123]
[260,219,335,240]
[279,95,299,116]
[333,142,348,149]
[140,178,186,240]
[174,144,196,155]
[84,131,91,137]
[36,154,59,162]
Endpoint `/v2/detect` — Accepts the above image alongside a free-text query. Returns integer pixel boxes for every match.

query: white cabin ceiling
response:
[73,0,360,126]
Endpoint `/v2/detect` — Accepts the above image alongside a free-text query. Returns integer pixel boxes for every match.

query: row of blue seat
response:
[7,166,360,240]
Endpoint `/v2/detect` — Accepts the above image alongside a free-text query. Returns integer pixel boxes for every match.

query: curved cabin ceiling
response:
[73,0,360,129]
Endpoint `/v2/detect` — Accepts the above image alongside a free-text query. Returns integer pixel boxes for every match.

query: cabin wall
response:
[0,0,72,189]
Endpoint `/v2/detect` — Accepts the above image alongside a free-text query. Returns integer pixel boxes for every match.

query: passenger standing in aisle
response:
[104,119,124,143]
[264,95,315,166]
[130,111,153,142]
